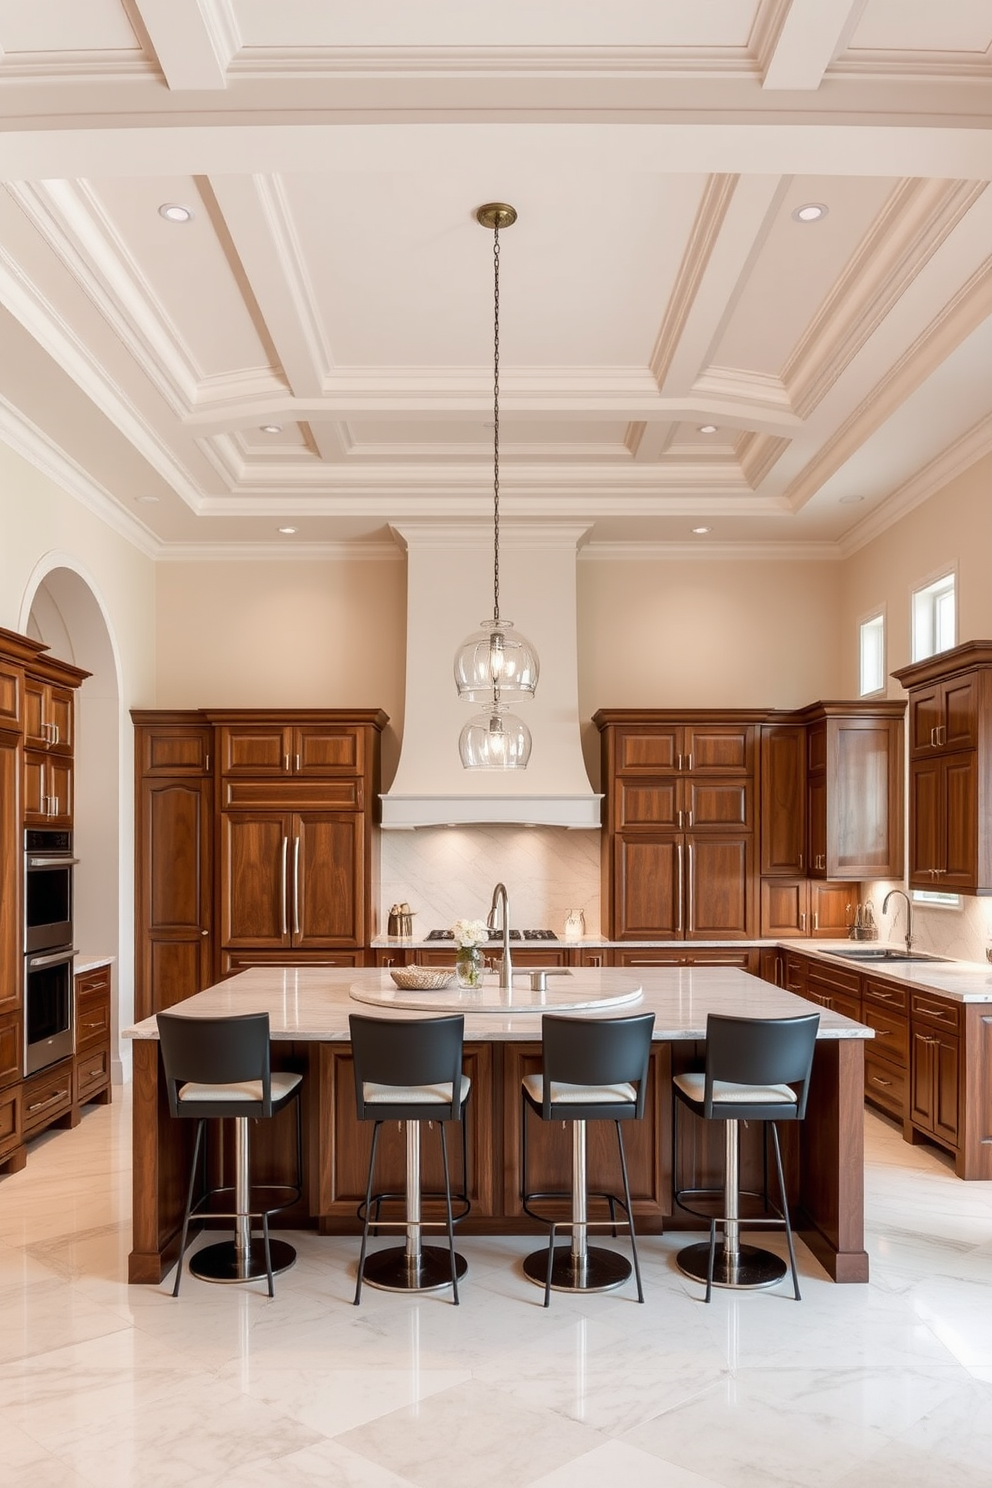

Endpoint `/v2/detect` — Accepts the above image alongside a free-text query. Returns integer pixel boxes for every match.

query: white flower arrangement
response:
[450,917,489,948]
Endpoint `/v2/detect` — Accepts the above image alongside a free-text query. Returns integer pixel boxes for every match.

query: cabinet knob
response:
[201,930,209,936]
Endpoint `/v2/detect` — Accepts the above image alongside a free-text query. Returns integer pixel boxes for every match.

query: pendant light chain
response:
[491,219,501,629]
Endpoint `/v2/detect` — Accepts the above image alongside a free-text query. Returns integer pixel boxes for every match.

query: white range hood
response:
[381,521,602,830]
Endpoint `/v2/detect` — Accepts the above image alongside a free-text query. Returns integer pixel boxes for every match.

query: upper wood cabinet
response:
[24,677,74,755]
[759,724,806,876]
[796,702,905,881]
[894,643,992,893]
[217,721,366,778]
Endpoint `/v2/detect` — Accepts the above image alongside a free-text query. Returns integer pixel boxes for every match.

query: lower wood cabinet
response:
[75,963,112,1108]
[22,1059,74,1137]
[0,1080,23,1166]
[759,880,854,938]
[908,991,961,1150]
[222,949,366,976]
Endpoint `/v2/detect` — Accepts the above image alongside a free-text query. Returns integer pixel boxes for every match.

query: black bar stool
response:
[157,1011,303,1297]
[521,1012,655,1306]
[350,1013,471,1304]
[672,1011,819,1301]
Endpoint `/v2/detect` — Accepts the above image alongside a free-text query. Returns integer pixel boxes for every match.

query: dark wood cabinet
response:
[0,734,20,1018]
[133,709,386,1012]
[75,963,112,1107]
[597,711,760,941]
[909,991,960,1149]
[760,724,806,875]
[894,643,992,894]
[24,676,74,754]
[759,878,852,938]
[802,705,905,880]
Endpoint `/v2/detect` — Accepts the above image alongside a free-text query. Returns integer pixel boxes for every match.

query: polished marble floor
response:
[2,1092,992,1488]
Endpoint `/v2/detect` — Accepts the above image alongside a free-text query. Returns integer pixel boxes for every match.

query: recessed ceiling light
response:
[839,494,864,505]
[793,203,828,223]
[260,424,283,434]
[136,494,160,504]
[277,526,298,535]
[691,526,711,535]
[158,203,193,223]
[698,425,718,435]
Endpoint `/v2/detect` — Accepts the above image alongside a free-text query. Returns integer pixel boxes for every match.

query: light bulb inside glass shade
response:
[458,704,532,770]
[454,619,539,702]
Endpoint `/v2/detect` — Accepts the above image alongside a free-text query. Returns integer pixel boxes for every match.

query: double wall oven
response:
[24,829,76,1076]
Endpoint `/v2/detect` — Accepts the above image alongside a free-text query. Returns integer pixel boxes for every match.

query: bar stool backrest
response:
[701,1013,819,1120]
[157,1011,275,1118]
[539,1013,655,1119]
[350,1014,466,1121]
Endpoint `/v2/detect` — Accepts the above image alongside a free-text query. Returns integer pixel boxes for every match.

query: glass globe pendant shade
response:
[454,618,539,703]
[458,703,532,770]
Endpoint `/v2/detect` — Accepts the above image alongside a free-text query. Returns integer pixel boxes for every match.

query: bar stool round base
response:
[361,1245,467,1294]
[189,1238,297,1285]
[676,1241,786,1291]
[523,1244,632,1294]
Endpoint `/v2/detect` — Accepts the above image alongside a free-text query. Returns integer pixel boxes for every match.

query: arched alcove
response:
[21,564,126,1082]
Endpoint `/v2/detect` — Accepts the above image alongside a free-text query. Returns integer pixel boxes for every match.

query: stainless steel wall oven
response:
[23,829,76,1074]
[24,829,76,953]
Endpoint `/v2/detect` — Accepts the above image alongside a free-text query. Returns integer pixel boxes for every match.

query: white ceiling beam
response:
[208,175,327,399]
[762,0,868,91]
[133,0,238,91]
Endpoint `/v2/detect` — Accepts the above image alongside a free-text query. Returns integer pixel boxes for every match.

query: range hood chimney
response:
[381,521,602,829]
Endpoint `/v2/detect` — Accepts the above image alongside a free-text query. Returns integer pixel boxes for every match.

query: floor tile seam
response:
[2,1412,110,1488]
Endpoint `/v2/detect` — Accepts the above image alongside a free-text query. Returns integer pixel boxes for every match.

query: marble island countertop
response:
[124,964,870,1042]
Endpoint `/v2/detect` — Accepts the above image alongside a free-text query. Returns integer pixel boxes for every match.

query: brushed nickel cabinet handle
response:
[686,754,692,772]
[284,753,290,772]
[798,852,803,871]
[677,753,683,771]
[930,727,937,747]
[53,723,60,745]
[687,843,694,932]
[676,843,684,934]
[292,835,301,936]
[800,912,807,931]
[205,754,210,773]
[871,1076,893,1088]
[938,725,946,746]
[813,912,819,932]
[280,836,289,935]
[29,1089,69,1113]
[678,809,683,828]
[295,753,301,771]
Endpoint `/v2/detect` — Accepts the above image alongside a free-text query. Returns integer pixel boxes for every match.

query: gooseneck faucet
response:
[882,888,914,955]
[487,882,513,989]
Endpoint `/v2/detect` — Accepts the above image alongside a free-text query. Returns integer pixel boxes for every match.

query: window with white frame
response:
[859,611,885,696]
[912,571,956,662]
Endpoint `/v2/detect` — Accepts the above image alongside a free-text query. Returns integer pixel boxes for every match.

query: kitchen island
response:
[125,964,872,1286]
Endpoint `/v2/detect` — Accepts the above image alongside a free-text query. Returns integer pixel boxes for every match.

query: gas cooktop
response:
[425,928,558,941]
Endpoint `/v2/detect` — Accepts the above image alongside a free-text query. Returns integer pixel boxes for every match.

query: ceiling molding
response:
[783,253,992,512]
[230,46,758,81]
[839,411,992,559]
[691,366,793,414]
[829,49,992,82]
[134,0,239,91]
[580,540,842,562]
[784,178,987,420]
[735,431,790,488]
[749,0,795,76]
[650,174,738,387]
[760,0,867,91]
[154,540,404,562]
[0,395,160,558]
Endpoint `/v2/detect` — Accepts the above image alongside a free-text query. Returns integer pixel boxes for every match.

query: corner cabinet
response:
[893,643,992,893]
[595,711,759,941]
[133,709,386,1017]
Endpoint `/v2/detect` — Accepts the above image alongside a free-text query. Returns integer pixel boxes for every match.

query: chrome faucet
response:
[882,888,914,955]
[487,882,513,989]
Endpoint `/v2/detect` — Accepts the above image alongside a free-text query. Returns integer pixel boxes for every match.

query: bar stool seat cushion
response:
[523,1074,637,1107]
[178,1071,302,1105]
[362,1074,471,1107]
[674,1072,797,1107]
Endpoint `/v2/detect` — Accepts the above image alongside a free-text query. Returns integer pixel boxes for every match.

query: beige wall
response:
[154,557,407,783]
[839,451,992,697]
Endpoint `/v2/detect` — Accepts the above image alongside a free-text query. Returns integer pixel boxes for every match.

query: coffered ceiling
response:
[1,1,991,556]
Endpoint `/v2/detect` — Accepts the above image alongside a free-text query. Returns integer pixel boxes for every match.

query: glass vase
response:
[455,945,483,988]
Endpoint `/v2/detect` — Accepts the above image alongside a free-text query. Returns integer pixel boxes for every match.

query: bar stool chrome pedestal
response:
[521,1012,655,1305]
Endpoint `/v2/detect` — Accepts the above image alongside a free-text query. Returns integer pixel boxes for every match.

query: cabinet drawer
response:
[75,1046,111,1104]
[864,1047,908,1117]
[863,976,909,1015]
[75,965,111,1000]
[76,994,111,1050]
[807,960,861,998]
[0,1082,23,1161]
[23,1061,73,1133]
[862,1004,909,1066]
[911,992,962,1034]
[222,779,362,811]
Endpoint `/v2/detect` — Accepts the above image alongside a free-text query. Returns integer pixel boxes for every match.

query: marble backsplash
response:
[862,880,992,963]
[379,824,602,939]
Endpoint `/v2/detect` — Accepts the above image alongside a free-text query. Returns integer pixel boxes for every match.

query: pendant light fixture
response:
[456,202,538,770]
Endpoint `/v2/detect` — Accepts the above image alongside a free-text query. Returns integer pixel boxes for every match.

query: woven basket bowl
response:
[389,965,456,991]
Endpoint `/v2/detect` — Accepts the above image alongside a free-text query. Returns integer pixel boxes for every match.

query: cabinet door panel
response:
[0,660,21,727]
[942,676,978,753]
[45,757,72,825]
[829,719,901,876]
[220,812,291,947]
[809,882,854,936]
[219,726,289,776]
[910,1030,935,1131]
[908,757,941,887]
[293,727,363,776]
[293,813,362,947]
[760,725,806,875]
[682,725,752,775]
[685,833,752,939]
[614,835,681,939]
[0,739,19,1014]
[759,879,808,938]
[909,685,941,757]
[807,774,827,876]
[615,779,679,829]
[942,753,978,890]
[615,729,680,774]
[147,941,211,1013]
[684,778,751,829]
[47,687,74,754]
[23,678,46,750]
[933,1034,959,1146]
[142,726,212,776]
[144,783,210,930]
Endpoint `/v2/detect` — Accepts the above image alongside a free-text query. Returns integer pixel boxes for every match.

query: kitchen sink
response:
[825,947,948,964]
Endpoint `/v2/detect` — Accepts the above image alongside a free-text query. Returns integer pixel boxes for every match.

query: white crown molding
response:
[579,539,842,561]
[650,174,739,386]
[829,49,992,82]
[231,46,756,81]
[136,0,240,91]
[251,173,332,385]
[0,395,161,558]
[839,411,992,559]
[154,540,403,562]
[691,365,793,413]
[390,520,591,551]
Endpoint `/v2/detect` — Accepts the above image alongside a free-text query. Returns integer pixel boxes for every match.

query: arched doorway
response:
[21,565,126,1083]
